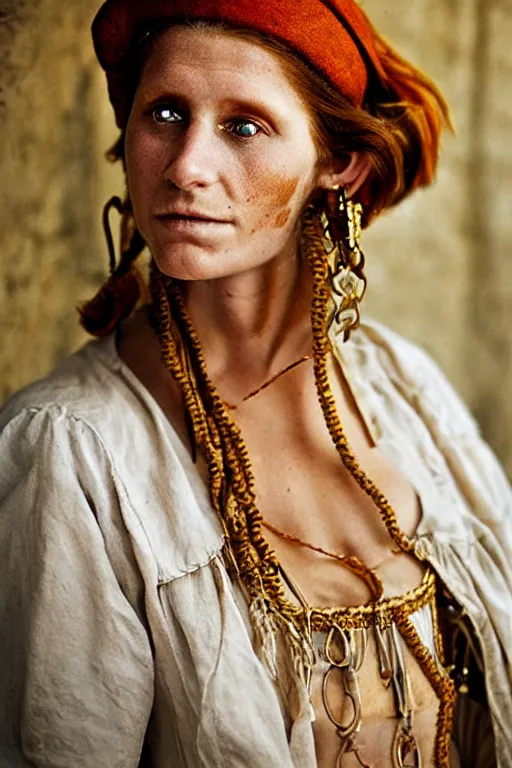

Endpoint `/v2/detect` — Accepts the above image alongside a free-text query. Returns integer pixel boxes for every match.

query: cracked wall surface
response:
[1,0,511,475]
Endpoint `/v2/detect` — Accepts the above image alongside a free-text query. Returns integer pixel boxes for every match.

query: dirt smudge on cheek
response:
[266,174,299,209]
[272,208,291,228]
[247,173,300,232]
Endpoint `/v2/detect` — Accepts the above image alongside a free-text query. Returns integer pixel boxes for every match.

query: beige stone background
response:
[0,0,511,475]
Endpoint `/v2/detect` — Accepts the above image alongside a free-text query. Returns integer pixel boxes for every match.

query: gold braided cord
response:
[148,207,456,760]
[395,613,457,767]
[149,264,212,452]
[149,264,387,613]
[307,568,436,632]
[300,207,414,555]
[300,207,456,756]
[149,263,282,598]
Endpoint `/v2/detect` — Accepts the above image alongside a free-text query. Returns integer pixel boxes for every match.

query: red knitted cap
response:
[92,0,388,128]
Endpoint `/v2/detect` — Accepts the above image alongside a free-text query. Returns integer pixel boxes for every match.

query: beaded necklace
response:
[148,207,456,766]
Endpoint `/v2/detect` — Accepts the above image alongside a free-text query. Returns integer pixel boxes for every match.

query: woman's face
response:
[125,26,330,281]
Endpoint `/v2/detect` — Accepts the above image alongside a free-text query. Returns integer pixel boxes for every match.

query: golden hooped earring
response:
[320,185,367,342]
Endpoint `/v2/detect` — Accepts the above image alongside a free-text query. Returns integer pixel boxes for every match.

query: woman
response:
[1,0,511,766]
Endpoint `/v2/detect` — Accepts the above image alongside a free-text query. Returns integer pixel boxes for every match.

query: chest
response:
[231,357,425,607]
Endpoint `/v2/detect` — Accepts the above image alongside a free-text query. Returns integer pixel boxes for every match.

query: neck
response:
[184,252,313,395]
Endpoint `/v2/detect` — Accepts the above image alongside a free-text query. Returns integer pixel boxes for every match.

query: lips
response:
[155,211,230,224]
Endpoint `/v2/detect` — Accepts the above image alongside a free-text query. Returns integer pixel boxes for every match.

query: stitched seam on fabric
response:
[157,548,226,587]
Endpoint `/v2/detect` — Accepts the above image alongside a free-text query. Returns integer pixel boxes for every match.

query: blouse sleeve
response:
[0,406,154,768]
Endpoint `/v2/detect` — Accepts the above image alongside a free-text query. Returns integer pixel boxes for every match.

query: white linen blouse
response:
[1,319,511,767]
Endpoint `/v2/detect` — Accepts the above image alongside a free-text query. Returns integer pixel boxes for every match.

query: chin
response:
[150,243,246,282]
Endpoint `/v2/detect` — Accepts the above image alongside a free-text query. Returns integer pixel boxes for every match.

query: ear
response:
[317,152,372,198]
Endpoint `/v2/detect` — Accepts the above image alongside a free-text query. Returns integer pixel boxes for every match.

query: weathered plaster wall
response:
[0,0,122,402]
[1,0,511,474]
[363,0,512,472]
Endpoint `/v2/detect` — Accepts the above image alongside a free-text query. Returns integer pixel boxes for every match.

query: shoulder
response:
[0,333,167,474]
[0,334,165,503]
[349,317,455,387]
[345,319,512,534]
[0,332,225,584]
[1,335,130,430]
[344,318,479,439]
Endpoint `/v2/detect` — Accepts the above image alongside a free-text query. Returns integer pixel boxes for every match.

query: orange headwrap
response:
[92,0,391,128]
[85,0,451,335]
[92,0,451,196]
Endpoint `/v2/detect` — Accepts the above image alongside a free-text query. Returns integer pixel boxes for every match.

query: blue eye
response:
[151,106,182,125]
[226,120,262,138]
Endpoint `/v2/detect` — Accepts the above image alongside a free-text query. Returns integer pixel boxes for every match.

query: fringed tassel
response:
[250,595,281,680]
[250,591,318,727]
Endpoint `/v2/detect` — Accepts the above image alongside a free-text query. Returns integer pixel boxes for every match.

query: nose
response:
[164,121,219,190]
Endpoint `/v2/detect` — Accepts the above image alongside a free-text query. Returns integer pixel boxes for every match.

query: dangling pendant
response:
[374,624,393,688]
[320,187,367,342]
[393,720,422,768]
[338,736,372,768]
[320,627,369,768]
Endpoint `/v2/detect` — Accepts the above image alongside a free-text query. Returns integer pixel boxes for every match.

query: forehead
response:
[137,25,307,109]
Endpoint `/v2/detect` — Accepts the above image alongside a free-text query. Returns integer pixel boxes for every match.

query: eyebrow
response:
[222,97,286,124]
